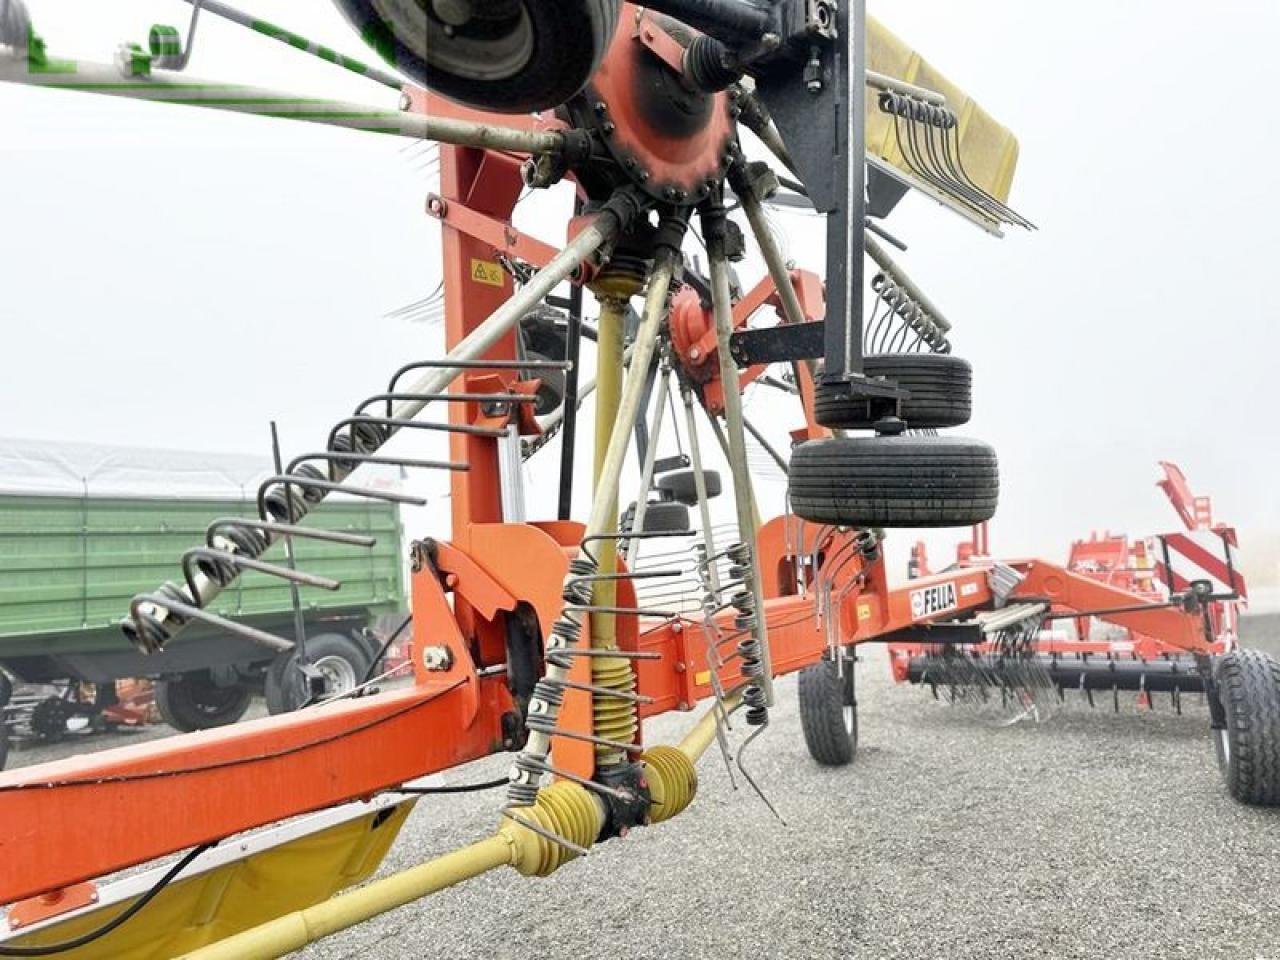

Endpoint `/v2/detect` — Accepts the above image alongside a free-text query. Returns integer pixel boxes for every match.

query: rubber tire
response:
[798,655,857,766]
[788,435,998,528]
[656,469,722,506]
[640,500,690,534]
[525,351,566,416]
[0,728,7,772]
[265,633,373,715]
[1213,649,1280,805]
[333,1,621,114]
[0,669,11,709]
[155,670,253,733]
[814,354,972,430]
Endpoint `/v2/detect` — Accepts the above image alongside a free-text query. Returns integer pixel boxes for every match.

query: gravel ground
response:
[11,627,1280,959]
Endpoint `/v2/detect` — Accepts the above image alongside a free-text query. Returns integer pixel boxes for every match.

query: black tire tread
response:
[1215,649,1280,805]
[798,657,857,766]
[788,435,999,528]
[815,353,972,430]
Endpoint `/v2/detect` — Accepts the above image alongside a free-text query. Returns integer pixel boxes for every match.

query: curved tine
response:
[555,647,663,660]
[735,724,786,824]
[499,810,589,857]
[287,450,467,477]
[386,359,573,413]
[326,416,507,454]
[944,122,1035,228]
[565,569,685,587]
[256,475,426,522]
[520,757,634,801]
[181,547,339,603]
[130,593,294,653]
[894,111,989,224]
[556,677,656,705]
[563,603,680,619]
[356,392,536,416]
[579,529,692,567]
[205,518,375,549]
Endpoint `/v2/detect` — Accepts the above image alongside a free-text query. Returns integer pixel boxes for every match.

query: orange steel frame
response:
[0,91,1209,914]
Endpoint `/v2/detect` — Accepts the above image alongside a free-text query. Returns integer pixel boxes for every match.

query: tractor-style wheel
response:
[814,353,972,430]
[788,435,998,528]
[155,670,253,732]
[333,0,621,113]
[798,653,858,766]
[1212,649,1280,806]
[656,468,721,506]
[266,633,373,714]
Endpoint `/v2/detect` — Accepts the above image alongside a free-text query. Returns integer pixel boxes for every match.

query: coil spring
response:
[506,554,599,805]
[725,541,768,727]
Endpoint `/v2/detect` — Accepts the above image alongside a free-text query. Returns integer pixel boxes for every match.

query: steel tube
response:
[678,690,744,761]
[680,380,721,593]
[177,0,404,89]
[625,368,672,570]
[866,69,947,107]
[739,188,808,329]
[706,225,774,704]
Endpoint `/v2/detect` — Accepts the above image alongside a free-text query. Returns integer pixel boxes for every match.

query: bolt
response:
[593,100,608,116]
[602,121,616,136]
[760,32,781,52]
[689,347,701,360]
[675,661,687,674]
[398,92,412,111]
[638,170,650,182]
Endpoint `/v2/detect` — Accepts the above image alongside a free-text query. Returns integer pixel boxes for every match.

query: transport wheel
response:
[525,351,567,416]
[155,670,253,732]
[814,354,972,430]
[0,669,11,709]
[265,633,372,714]
[641,501,691,533]
[788,435,998,528]
[656,468,722,506]
[798,653,858,766]
[1212,649,1280,806]
[0,728,8,771]
[332,0,621,113]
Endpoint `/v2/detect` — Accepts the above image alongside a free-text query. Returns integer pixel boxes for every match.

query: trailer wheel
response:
[155,670,253,732]
[1213,649,1280,806]
[656,469,722,506]
[799,653,858,766]
[0,728,7,771]
[0,669,11,709]
[265,633,372,715]
[815,354,972,429]
[332,0,620,113]
[641,501,691,533]
[788,435,999,528]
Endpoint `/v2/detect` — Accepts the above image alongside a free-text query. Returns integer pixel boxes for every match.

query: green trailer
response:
[0,491,405,747]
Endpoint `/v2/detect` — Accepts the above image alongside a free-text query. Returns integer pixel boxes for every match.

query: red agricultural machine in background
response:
[892,461,1248,716]
[0,1,1277,958]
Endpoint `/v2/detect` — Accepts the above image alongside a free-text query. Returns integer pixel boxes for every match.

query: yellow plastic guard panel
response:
[866,15,1021,205]
[5,800,415,959]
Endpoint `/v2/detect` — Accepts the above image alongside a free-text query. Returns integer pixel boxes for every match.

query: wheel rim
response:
[312,654,360,697]
[425,1,535,82]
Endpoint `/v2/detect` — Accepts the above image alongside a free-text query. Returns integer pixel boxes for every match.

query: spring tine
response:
[524,722,644,754]
[327,416,508,450]
[256,475,426,522]
[521,757,635,802]
[578,529,692,566]
[288,451,468,475]
[500,809,589,857]
[130,593,293,653]
[388,357,572,393]
[555,648,663,661]
[181,547,339,604]
[556,678,656,705]
[736,724,785,824]
[205,518,375,548]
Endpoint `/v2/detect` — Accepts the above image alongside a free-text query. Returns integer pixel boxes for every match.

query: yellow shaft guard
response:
[866,15,1021,204]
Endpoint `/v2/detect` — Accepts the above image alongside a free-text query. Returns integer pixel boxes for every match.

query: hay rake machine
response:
[890,462,1260,752]
[0,0,1277,957]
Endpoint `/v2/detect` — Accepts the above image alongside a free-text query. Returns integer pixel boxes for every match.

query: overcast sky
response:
[2,1,1278,585]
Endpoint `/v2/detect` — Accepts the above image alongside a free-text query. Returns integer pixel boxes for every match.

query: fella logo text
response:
[910,582,957,620]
